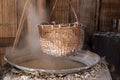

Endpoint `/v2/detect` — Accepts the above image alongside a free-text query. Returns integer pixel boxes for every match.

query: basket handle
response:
[67,0,81,52]
[48,0,80,23]
[48,0,58,22]
[48,0,81,52]
[67,0,79,22]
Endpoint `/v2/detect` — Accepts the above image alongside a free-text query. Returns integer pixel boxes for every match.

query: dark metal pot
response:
[93,32,120,73]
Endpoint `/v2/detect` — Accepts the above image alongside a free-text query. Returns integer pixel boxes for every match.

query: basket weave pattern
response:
[38,25,84,56]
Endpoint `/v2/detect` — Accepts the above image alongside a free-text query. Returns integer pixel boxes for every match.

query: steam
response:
[26,2,44,53]
[6,0,47,55]
[19,0,46,52]
[5,0,85,69]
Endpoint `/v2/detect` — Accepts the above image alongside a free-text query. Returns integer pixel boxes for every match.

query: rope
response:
[49,0,81,52]
[48,0,58,22]
[67,0,79,21]
[67,0,81,52]
[13,0,30,50]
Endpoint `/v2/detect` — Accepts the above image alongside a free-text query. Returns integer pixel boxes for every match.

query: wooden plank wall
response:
[0,0,17,66]
[49,0,120,32]
[99,0,120,31]
[0,48,6,66]
[0,0,17,37]
[49,0,120,49]
[49,0,98,50]
[0,0,2,24]
[79,0,98,33]
[70,0,80,22]
[0,0,120,66]
[49,0,98,33]
[49,0,69,23]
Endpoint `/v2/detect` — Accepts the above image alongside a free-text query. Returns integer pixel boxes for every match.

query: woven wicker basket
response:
[38,23,84,56]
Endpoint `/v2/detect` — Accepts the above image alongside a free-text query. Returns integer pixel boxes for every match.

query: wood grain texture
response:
[0,37,14,47]
[0,25,17,37]
[0,0,18,66]
[70,0,80,22]
[49,0,98,33]
[0,0,17,38]
[0,0,3,24]
[0,47,6,66]
[50,0,69,23]
[99,0,120,31]
[79,0,97,33]
[2,0,17,25]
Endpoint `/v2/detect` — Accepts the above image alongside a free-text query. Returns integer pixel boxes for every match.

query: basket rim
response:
[38,24,78,28]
